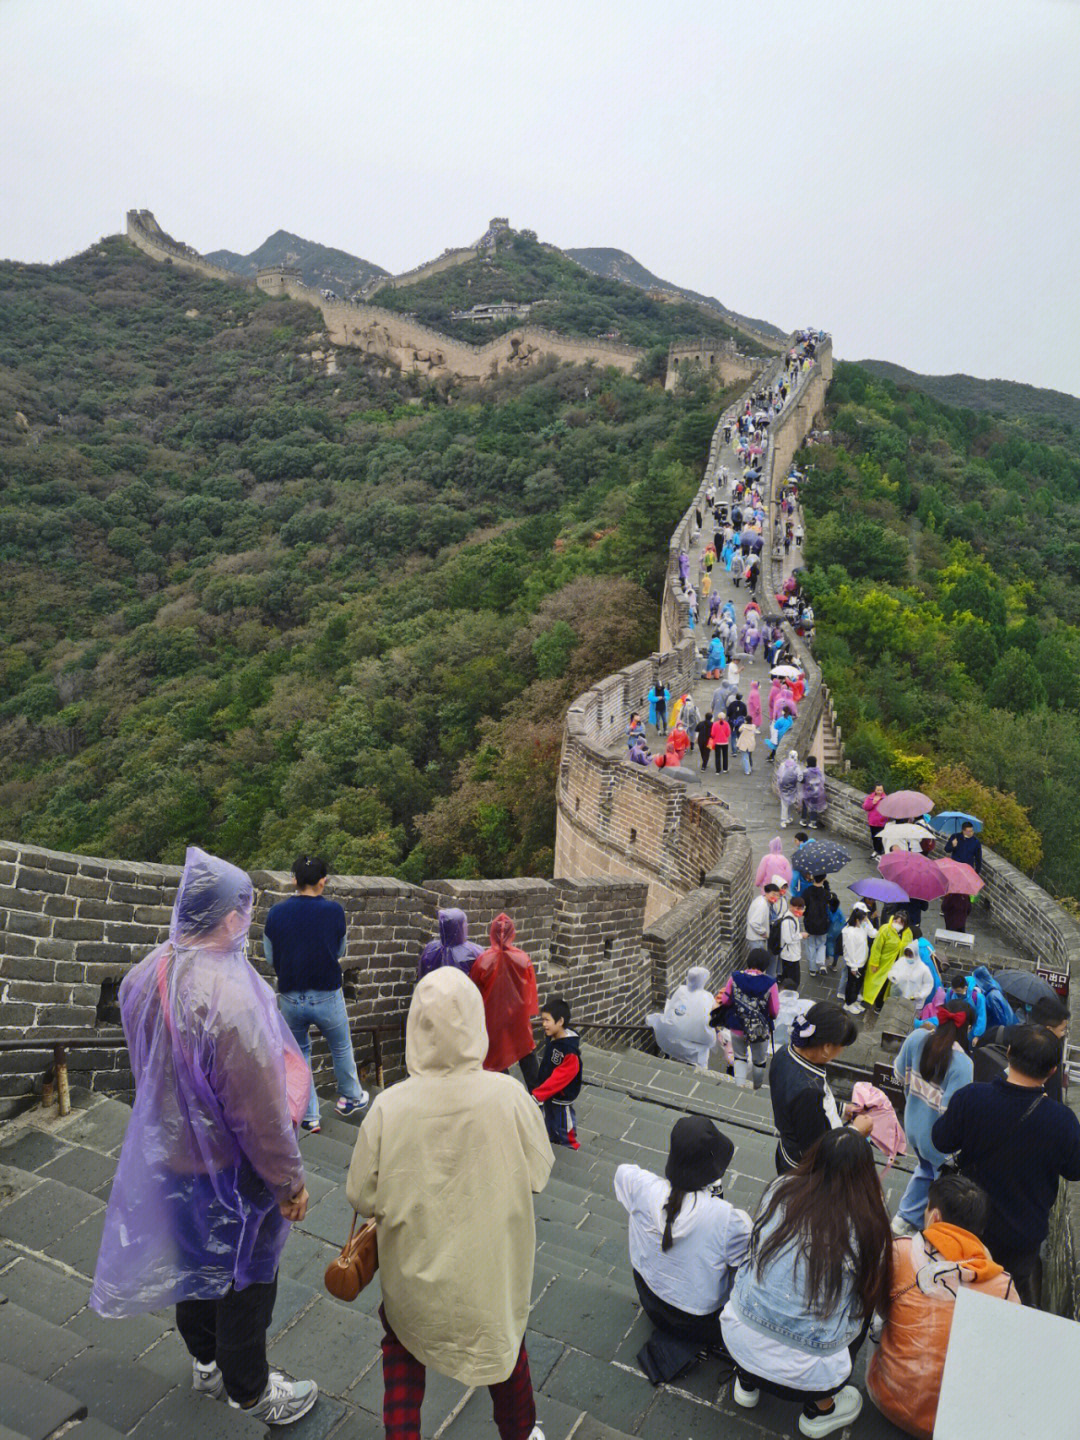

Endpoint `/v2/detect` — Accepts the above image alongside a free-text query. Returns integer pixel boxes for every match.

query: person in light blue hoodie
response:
[721,1129,893,1438]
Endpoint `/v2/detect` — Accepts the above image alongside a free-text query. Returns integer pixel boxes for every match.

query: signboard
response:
[1035,963,1069,1000]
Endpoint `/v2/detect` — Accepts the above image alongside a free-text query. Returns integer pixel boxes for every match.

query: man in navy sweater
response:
[932,1025,1080,1306]
[264,856,368,1133]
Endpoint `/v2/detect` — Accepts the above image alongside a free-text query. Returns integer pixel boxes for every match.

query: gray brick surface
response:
[0,1177,103,1251]
[0,1251,89,1324]
[529,1277,639,1361]
[0,1360,87,1439]
[38,1144,118,1195]
[50,1209,107,1277]
[267,1297,382,1398]
[349,1350,466,1436]
[0,1301,89,1380]
[0,1130,71,1172]
[52,1350,176,1430]
[66,1302,171,1360]
[540,1349,654,1432]
[127,1387,269,1438]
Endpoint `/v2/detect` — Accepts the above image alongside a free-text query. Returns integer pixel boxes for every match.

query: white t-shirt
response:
[720,1308,852,1391]
[614,1165,752,1315]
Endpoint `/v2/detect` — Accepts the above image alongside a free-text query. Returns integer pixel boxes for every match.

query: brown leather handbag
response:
[324,1215,379,1301]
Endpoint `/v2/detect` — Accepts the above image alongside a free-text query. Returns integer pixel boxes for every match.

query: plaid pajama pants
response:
[380,1306,536,1440]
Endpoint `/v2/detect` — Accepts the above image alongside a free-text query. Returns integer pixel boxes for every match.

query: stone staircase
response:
[0,1044,910,1440]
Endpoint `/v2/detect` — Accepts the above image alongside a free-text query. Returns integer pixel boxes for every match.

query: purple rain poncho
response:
[775,752,801,804]
[799,764,828,815]
[417,908,482,980]
[90,848,308,1318]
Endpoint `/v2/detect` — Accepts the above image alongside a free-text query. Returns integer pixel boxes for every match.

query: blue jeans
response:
[897,1146,938,1226]
[804,933,827,975]
[278,988,364,1125]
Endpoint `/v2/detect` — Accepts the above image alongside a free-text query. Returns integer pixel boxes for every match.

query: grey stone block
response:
[66,1299,170,1359]
[529,1276,639,1361]
[267,1297,381,1399]
[54,1350,178,1431]
[296,1187,354,1247]
[278,1229,339,1289]
[0,1177,103,1251]
[50,1209,107,1278]
[0,1129,71,1172]
[0,1360,87,1440]
[324,1405,382,1440]
[60,1099,133,1155]
[62,1420,127,1440]
[540,1348,654,1432]
[0,1251,89,1324]
[349,1342,466,1435]
[39,1144,118,1195]
[128,1387,269,1438]
[447,1389,582,1440]
[0,1300,90,1380]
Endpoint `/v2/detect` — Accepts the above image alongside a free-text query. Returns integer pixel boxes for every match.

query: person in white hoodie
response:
[647,968,716,1070]
[840,903,877,1013]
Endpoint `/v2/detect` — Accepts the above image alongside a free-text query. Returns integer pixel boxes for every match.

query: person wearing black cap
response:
[615,1117,751,1384]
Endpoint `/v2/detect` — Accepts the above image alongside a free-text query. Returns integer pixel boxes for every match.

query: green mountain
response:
[371,229,752,350]
[565,246,788,343]
[801,361,1080,899]
[0,236,730,878]
[205,229,387,294]
[857,358,1080,431]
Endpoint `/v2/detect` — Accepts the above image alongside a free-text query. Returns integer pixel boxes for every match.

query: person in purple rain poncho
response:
[798,756,828,829]
[89,847,318,1426]
[417,907,483,980]
[678,550,690,589]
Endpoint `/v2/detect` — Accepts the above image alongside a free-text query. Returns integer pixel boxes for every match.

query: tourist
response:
[747,679,762,729]
[798,757,827,829]
[944,819,983,873]
[264,855,368,1134]
[626,712,647,749]
[887,943,937,1015]
[470,913,540,1090]
[670,722,691,762]
[839,903,876,1011]
[714,948,780,1089]
[615,1117,751,1384]
[532,996,583,1149]
[769,1003,873,1173]
[418,908,482,980]
[866,1173,1018,1440]
[346,967,553,1440]
[890,997,976,1236]
[862,910,912,1010]
[973,994,1070,1102]
[628,737,651,766]
[704,635,726,679]
[648,966,717,1070]
[89,848,318,1425]
[801,874,832,978]
[709,713,731,772]
[824,896,845,972]
[647,681,670,733]
[932,1024,1080,1305]
[736,719,757,775]
[721,1129,892,1437]
[746,881,785,959]
[695,711,713,769]
[768,712,795,763]
[779,897,806,989]
[864,789,887,852]
[775,749,800,823]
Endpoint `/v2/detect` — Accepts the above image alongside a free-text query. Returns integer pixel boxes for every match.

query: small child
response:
[532,996,583,1150]
[824,894,846,971]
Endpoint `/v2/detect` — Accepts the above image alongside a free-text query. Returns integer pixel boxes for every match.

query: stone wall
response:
[125,210,644,382]
[0,840,651,1118]
[665,340,765,392]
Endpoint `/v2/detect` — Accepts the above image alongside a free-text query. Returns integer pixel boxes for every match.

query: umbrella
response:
[747,534,764,552]
[744,601,761,615]
[879,852,949,901]
[878,790,935,819]
[929,811,983,836]
[791,839,851,877]
[995,970,1060,1009]
[935,857,984,895]
[880,821,938,852]
[848,877,909,903]
[771,664,802,679]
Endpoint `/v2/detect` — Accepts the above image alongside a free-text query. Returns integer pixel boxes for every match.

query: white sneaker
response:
[527,1429,546,1440]
[733,1377,760,1408]
[843,1002,864,1015]
[229,1372,319,1425]
[192,1360,224,1399]
[891,1214,920,1237]
[798,1385,863,1436]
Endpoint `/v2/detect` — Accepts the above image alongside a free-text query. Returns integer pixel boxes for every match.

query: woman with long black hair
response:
[720,1128,893,1437]
[890,996,976,1235]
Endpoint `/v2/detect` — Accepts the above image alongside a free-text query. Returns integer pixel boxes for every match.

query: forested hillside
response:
[799,362,1080,899]
[205,229,387,293]
[373,230,747,350]
[0,237,728,878]
[856,358,1080,431]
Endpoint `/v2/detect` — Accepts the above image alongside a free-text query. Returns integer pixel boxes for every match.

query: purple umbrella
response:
[848,877,909,903]
[879,852,949,901]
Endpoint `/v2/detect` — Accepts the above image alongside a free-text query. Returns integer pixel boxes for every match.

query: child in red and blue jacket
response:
[532,996,583,1150]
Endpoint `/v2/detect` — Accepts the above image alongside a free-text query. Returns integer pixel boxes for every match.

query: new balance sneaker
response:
[335,1091,369,1116]
[843,1002,865,1016]
[229,1373,318,1426]
[798,1385,862,1437]
[733,1376,760,1408]
[192,1360,224,1399]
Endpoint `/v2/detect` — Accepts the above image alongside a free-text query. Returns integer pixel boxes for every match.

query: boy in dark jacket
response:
[532,996,582,1150]
[801,873,832,977]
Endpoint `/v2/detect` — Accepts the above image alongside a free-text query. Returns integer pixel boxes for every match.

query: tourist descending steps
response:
[615,1117,751,1385]
[721,1129,894,1437]
[89,847,318,1426]
[347,968,552,1440]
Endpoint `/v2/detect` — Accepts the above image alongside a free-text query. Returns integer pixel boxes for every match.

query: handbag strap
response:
[958,1092,1045,1174]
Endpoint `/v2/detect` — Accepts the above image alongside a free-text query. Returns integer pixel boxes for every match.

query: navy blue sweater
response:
[932,1078,1080,1255]
[263,894,347,993]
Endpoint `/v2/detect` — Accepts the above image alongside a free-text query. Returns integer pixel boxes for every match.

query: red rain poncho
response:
[469,914,539,1072]
[90,847,309,1317]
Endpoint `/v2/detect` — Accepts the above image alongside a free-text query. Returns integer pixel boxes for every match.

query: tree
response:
[987,650,1046,713]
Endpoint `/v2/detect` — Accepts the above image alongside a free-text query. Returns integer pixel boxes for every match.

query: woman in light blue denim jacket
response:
[720,1129,893,1438]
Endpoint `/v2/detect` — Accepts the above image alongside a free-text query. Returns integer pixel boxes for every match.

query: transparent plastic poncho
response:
[89,848,309,1317]
[469,913,540,1072]
[417,908,482,980]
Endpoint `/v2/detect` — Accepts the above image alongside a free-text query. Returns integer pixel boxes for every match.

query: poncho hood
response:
[172,845,253,954]
[406,966,489,1077]
[439,907,470,948]
[488,912,516,949]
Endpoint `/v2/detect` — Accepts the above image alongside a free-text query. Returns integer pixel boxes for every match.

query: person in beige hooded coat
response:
[346,967,554,1435]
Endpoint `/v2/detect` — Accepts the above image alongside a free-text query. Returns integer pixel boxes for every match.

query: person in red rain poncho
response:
[469,913,540,1090]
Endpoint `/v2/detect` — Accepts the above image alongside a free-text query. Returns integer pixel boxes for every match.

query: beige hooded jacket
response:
[346,966,554,1385]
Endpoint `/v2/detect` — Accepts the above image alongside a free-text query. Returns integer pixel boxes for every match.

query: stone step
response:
[0,1359,86,1440]
[0,1298,91,1383]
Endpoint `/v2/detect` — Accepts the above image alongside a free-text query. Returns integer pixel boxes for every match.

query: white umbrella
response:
[770,665,802,679]
[881,820,937,853]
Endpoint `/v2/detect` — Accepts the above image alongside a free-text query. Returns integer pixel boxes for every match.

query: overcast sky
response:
[4,0,1079,394]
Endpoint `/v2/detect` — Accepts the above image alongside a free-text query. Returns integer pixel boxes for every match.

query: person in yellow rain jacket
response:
[862,911,912,1006]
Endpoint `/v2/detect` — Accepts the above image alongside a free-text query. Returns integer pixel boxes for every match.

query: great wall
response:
[124,210,767,388]
[5,235,1080,1319]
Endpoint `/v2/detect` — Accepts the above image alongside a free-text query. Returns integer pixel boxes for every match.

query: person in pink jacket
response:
[863,785,887,857]
[747,680,762,729]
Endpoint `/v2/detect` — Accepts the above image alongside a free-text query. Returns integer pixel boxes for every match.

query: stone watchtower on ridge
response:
[256,264,302,296]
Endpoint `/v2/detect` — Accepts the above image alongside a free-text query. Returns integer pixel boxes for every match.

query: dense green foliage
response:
[373,231,745,348]
[800,362,1080,897]
[0,238,729,878]
[858,358,1080,431]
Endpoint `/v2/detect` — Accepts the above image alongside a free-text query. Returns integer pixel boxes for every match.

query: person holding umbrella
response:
[941,822,982,931]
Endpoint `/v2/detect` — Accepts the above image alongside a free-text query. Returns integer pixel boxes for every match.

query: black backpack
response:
[767,913,784,958]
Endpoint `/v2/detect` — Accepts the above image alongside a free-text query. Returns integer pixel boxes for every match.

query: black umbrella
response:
[791,839,851,877]
[995,970,1060,1009]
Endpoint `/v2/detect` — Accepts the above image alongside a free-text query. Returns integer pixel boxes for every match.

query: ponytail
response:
[662,1188,686,1252]
[920,998,976,1084]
